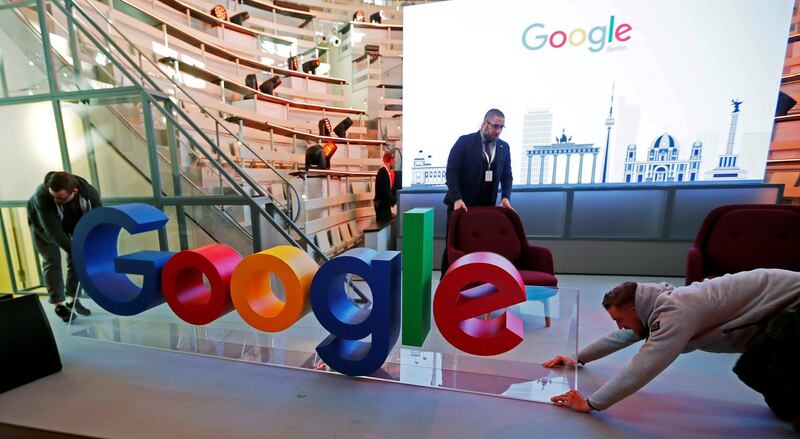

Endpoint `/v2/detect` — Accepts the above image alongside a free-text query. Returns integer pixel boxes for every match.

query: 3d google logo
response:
[522,16,632,53]
[72,204,529,377]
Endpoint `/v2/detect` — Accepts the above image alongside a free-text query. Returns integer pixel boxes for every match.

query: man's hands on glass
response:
[544,355,592,412]
[543,354,576,368]
[551,389,592,412]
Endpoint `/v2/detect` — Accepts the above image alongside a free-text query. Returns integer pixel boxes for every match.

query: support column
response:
[539,153,546,185]
[526,152,533,185]
[577,153,585,184]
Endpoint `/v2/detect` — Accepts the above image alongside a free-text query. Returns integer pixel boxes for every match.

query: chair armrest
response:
[447,248,466,267]
[522,244,554,274]
[685,246,704,286]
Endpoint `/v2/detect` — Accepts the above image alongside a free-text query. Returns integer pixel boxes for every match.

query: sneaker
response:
[66,300,92,316]
[54,304,75,323]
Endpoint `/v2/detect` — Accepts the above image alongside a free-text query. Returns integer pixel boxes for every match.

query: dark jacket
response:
[443,131,512,207]
[27,172,101,252]
[374,166,395,223]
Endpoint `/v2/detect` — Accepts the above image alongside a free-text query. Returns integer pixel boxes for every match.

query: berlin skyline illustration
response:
[411,93,748,187]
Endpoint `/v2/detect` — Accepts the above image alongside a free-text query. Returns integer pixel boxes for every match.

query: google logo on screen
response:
[522,16,632,53]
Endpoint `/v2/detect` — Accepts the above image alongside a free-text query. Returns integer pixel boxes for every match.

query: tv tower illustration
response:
[601,83,615,183]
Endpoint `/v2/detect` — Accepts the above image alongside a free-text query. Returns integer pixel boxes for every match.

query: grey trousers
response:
[30,227,77,304]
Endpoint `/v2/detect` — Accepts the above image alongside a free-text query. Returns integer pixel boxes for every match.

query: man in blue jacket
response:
[441,109,513,271]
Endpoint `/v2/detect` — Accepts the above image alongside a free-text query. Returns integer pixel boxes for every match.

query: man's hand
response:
[454,199,467,211]
[498,197,513,210]
[543,354,577,368]
[551,389,592,412]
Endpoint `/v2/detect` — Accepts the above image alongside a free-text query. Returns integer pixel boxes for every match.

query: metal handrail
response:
[21,6,250,240]
[50,0,332,264]
[75,0,303,222]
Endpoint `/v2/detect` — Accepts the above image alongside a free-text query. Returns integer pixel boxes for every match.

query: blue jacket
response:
[443,131,512,206]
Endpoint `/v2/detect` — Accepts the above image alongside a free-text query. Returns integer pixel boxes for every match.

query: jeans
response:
[30,227,77,304]
[733,303,800,421]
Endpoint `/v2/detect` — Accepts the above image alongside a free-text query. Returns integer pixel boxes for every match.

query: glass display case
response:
[68,285,579,403]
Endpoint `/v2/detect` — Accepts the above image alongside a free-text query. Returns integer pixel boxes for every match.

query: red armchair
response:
[447,207,557,286]
[685,204,800,285]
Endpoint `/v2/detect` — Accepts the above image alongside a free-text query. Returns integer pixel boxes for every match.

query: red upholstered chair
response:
[685,204,800,285]
[447,207,557,286]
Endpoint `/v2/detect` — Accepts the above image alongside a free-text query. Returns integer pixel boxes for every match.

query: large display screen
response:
[403,0,793,187]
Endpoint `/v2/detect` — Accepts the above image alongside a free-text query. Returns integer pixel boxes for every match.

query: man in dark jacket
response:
[440,108,513,271]
[374,151,397,224]
[27,171,101,322]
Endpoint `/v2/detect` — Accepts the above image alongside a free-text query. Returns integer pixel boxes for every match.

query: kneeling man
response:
[545,269,800,431]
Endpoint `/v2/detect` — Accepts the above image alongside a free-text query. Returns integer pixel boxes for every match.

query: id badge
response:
[485,170,493,182]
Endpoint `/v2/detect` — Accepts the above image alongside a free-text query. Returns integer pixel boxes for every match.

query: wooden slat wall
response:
[769,1,800,201]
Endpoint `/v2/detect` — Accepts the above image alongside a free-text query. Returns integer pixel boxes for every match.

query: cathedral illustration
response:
[623,134,703,183]
[410,150,446,186]
[622,99,746,183]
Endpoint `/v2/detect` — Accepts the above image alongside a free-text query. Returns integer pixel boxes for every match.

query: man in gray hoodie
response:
[27,171,101,322]
[545,268,800,429]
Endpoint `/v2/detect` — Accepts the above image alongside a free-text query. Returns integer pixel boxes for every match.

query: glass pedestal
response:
[67,286,579,403]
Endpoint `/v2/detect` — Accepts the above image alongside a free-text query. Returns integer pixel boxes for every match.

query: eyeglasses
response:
[51,190,76,203]
[484,120,505,130]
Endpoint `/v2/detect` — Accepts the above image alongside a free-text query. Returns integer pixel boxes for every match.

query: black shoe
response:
[54,304,75,323]
[66,300,91,316]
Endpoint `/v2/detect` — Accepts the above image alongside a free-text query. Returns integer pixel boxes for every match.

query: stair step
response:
[250,196,274,205]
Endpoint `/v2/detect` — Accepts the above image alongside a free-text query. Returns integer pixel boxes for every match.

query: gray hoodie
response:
[577,268,800,410]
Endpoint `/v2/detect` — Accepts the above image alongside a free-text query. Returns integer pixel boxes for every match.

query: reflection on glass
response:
[70,286,579,404]
[60,98,154,198]
[0,5,51,97]
[0,102,61,200]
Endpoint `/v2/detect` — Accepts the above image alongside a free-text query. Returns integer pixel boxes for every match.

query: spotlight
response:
[322,141,338,162]
[319,32,340,47]
[318,118,332,137]
[230,11,250,25]
[333,117,353,138]
[353,10,366,22]
[305,144,327,169]
[364,44,380,61]
[210,4,228,20]
[776,91,797,116]
[369,10,385,24]
[258,75,282,95]
[243,73,258,99]
[287,55,299,71]
[302,59,320,75]
[244,73,258,90]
